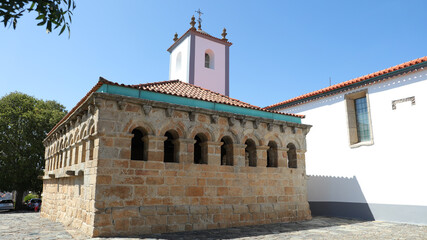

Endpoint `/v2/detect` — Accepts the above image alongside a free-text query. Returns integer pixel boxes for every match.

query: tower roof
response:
[168,18,232,52]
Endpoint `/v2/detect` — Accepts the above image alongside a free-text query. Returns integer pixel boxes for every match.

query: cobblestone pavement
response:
[1,210,426,240]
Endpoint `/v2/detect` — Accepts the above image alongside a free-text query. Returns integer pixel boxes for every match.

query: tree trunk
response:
[15,190,24,210]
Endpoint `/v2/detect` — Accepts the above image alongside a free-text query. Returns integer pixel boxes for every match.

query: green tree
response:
[0,0,75,36]
[0,92,67,209]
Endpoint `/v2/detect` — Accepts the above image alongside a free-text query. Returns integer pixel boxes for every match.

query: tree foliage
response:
[0,92,67,208]
[0,0,75,36]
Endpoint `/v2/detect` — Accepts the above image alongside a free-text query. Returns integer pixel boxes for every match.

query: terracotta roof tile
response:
[101,78,303,118]
[265,56,427,110]
[46,78,304,138]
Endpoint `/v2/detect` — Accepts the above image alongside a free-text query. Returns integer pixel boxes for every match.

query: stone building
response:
[40,16,312,237]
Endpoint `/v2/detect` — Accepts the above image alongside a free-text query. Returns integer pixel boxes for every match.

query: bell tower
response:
[167,14,232,96]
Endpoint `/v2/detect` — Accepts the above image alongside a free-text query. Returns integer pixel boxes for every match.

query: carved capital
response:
[210,114,219,124]
[116,100,124,110]
[165,107,174,117]
[253,119,260,129]
[142,105,152,115]
[228,117,236,126]
[189,112,196,121]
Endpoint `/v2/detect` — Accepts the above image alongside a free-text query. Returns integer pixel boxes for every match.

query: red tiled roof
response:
[101,77,304,118]
[46,80,105,138]
[46,78,304,138]
[167,28,232,52]
[265,56,427,110]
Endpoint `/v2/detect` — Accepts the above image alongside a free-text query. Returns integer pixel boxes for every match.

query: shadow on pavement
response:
[132,217,369,240]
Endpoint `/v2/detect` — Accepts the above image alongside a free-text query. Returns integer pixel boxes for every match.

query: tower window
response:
[204,50,214,69]
[205,53,210,68]
[176,52,182,71]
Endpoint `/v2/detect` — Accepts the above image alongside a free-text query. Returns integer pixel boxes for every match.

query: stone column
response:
[146,135,167,162]
[296,149,307,170]
[176,138,196,164]
[277,147,289,168]
[233,144,247,167]
[256,146,270,167]
[61,149,66,168]
[75,142,83,164]
[206,141,222,165]
[71,145,77,165]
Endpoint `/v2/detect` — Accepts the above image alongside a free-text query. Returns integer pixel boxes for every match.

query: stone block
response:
[185,186,204,196]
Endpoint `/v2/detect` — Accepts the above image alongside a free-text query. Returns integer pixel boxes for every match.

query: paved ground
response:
[1,210,426,239]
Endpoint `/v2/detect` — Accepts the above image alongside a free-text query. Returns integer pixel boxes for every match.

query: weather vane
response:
[195,8,203,30]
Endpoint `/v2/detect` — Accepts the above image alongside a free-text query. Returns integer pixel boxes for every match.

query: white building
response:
[265,57,427,224]
[168,16,231,96]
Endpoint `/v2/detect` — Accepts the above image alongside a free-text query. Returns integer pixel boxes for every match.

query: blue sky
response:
[1,0,426,111]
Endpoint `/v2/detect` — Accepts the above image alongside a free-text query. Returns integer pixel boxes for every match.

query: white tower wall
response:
[169,35,191,82]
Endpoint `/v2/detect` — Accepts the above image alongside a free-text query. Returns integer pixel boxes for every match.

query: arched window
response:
[245,139,257,167]
[89,139,94,160]
[131,128,147,161]
[176,52,182,71]
[220,136,233,166]
[287,143,297,168]
[81,141,86,163]
[194,134,207,164]
[267,141,278,167]
[204,50,214,69]
[164,131,178,163]
[205,53,210,68]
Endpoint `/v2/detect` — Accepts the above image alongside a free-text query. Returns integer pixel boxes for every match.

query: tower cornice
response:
[167,28,232,53]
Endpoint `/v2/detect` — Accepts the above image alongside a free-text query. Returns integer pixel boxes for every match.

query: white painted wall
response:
[169,36,191,82]
[193,35,227,95]
[284,69,427,207]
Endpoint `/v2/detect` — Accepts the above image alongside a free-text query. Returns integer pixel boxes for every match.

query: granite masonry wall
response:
[41,92,311,237]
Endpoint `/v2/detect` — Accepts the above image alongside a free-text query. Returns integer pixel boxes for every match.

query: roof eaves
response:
[265,56,427,110]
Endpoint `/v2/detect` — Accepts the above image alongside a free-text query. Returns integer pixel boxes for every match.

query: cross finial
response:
[195,8,203,30]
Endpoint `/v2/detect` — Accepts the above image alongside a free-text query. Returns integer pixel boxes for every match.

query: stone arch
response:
[87,118,96,136]
[69,134,74,145]
[188,126,213,141]
[217,130,239,144]
[74,128,80,142]
[242,133,262,146]
[263,133,283,148]
[126,120,155,136]
[285,138,301,150]
[159,123,185,139]
[64,136,69,148]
